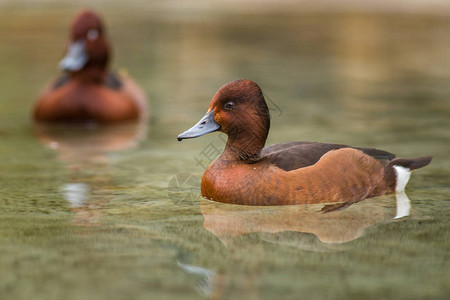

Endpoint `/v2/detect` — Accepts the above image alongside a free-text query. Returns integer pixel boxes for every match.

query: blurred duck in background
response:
[33,10,147,124]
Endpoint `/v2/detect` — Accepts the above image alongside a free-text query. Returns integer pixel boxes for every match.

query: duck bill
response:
[178,110,221,141]
[58,40,88,72]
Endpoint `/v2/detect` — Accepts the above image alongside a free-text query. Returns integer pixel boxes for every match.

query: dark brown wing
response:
[261,142,396,171]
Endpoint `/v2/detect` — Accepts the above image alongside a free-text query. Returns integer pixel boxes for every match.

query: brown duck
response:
[178,79,432,206]
[33,10,147,124]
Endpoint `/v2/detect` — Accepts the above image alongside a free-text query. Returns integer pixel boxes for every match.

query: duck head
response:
[178,79,270,162]
[59,10,110,76]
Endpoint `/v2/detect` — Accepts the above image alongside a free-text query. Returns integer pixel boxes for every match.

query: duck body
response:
[202,145,397,205]
[178,79,432,206]
[33,10,146,124]
[34,71,145,123]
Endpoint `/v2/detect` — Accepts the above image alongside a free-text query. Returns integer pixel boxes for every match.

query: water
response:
[0,3,449,300]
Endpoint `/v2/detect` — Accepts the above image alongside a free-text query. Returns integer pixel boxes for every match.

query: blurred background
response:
[0,1,449,299]
[1,0,449,148]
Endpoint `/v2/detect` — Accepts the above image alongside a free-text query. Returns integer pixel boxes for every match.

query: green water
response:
[1,3,449,300]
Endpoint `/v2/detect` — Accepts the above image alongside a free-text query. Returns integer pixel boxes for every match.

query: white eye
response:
[224,101,236,110]
[87,29,99,40]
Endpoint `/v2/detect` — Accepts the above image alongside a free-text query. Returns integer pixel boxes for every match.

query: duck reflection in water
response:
[201,193,411,249]
[34,122,146,225]
[176,193,412,299]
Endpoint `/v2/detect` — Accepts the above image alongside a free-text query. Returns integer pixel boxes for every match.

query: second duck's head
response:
[59,10,110,74]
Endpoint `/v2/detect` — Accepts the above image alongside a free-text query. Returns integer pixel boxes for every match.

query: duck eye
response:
[224,101,235,111]
[87,29,99,40]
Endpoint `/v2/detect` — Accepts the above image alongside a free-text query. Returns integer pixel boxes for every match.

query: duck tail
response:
[388,156,433,171]
[387,156,432,192]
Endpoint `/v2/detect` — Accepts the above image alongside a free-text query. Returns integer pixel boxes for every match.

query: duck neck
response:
[71,66,107,84]
[222,126,268,164]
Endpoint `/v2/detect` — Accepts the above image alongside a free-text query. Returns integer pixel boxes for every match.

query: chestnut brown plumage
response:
[33,10,146,123]
[178,79,432,205]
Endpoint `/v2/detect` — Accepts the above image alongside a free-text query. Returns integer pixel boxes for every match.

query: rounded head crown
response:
[210,79,270,136]
[210,79,264,110]
[70,10,104,41]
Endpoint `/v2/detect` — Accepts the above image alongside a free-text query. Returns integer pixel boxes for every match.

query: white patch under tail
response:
[393,165,411,192]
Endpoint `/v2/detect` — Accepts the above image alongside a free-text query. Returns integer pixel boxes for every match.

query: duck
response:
[33,10,147,124]
[177,79,432,206]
